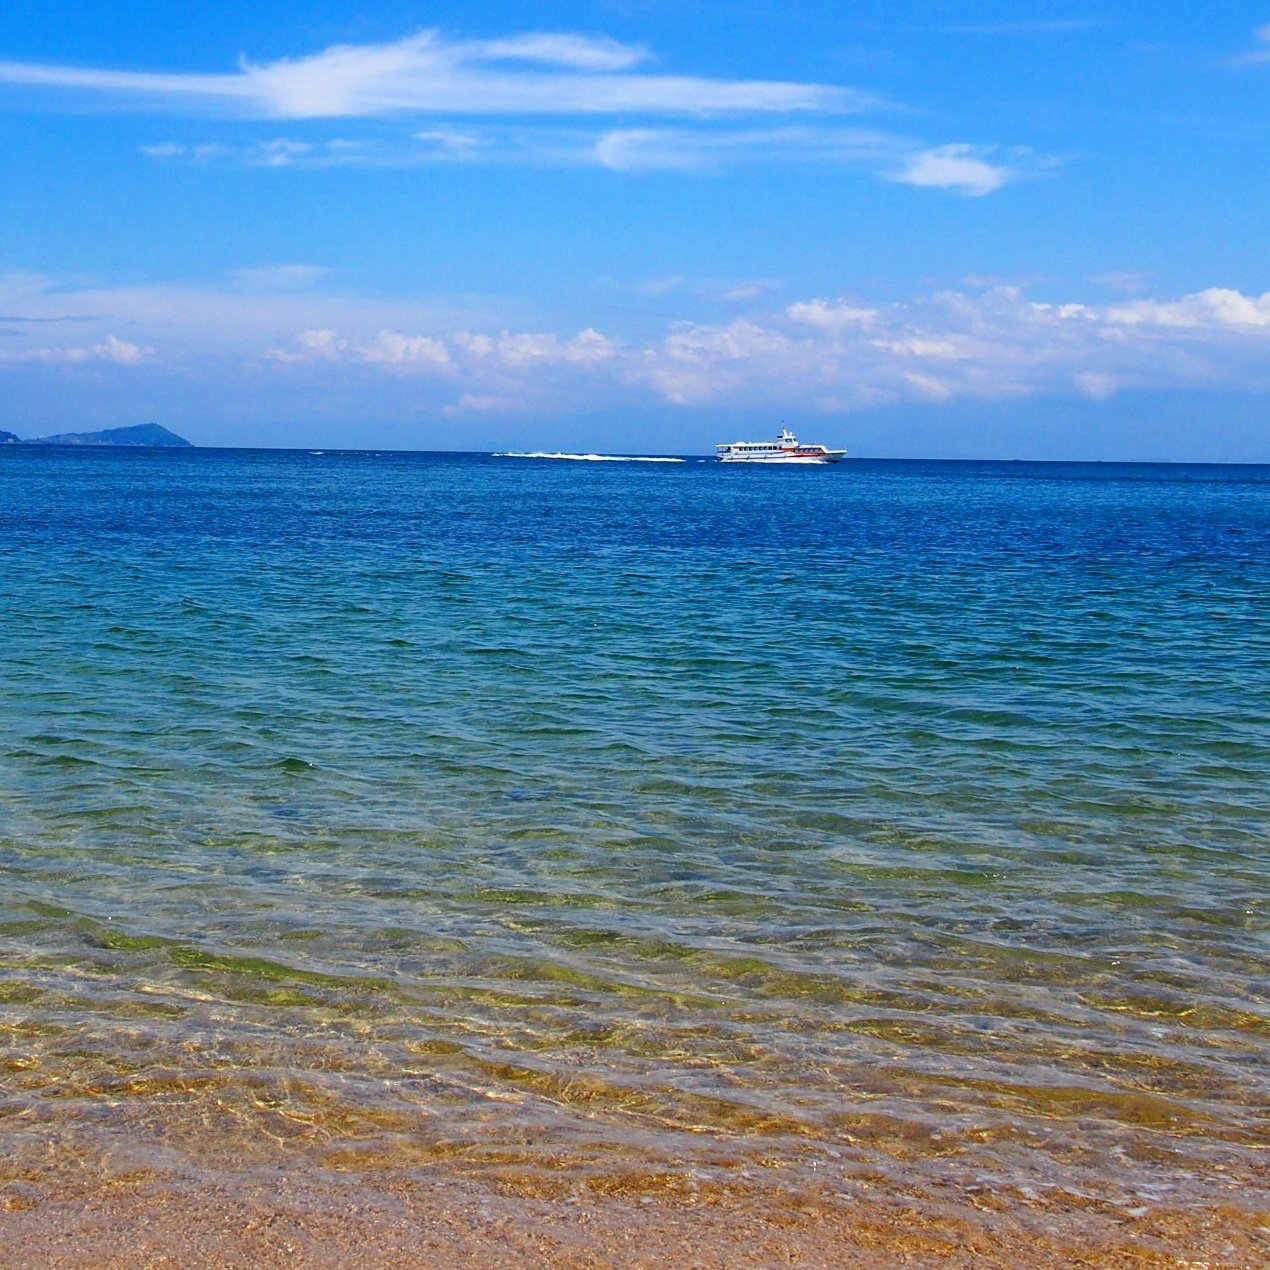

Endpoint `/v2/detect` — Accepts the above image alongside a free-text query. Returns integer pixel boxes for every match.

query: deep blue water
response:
[1,446,1267,1210]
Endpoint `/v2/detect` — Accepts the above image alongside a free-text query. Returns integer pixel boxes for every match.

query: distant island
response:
[0,423,192,447]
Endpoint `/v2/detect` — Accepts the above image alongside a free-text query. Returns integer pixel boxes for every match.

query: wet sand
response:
[3,1169,1267,1268]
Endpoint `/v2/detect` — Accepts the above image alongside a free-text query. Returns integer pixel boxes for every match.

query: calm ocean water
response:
[1,447,1267,1216]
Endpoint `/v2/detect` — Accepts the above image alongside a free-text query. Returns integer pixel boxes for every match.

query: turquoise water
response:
[1,447,1267,1212]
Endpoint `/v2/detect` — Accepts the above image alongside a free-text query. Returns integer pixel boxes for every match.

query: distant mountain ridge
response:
[1,424,192,447]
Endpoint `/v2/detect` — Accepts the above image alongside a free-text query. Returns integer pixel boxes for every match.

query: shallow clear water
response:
[1,447,1267,1211]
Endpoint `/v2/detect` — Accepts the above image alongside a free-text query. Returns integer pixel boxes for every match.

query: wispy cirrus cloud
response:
[0,30,866,119]
[589,124,901,173]
[137,122,1038,191]
[3,29,1050,194]
[140,124,907,172]
[141,138,355,167]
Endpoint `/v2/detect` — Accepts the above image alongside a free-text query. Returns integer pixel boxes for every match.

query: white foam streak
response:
[495,451,685,462]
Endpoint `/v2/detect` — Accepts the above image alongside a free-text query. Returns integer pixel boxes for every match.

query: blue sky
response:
[1,1,1268,458]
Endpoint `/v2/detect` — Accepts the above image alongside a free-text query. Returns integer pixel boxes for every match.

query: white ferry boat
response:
[715,428,846,464]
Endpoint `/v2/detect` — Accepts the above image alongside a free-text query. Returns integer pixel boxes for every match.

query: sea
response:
[1,446,1267,1229]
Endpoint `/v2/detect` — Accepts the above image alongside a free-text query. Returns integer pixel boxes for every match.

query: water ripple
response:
[0,448,1266,1216]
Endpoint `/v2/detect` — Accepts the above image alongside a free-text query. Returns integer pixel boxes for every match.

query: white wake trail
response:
[494,452,686,463]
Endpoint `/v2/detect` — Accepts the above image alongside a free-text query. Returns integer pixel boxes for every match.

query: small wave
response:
[494,452,685,463]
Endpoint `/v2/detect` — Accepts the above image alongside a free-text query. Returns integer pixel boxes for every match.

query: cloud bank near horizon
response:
[3,271,1269,424]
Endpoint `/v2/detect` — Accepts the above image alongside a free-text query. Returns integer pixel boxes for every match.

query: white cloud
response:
[253,138,316,167]
[96,335,148,364]
[635,275,685,298]
[629,286,1270,408]
[94,41,1047,191]
[472,34,648,72]
[889,144,1015,196]
[266,329,343,363]
[139,141,230,162]
[411,127,484,156]
[138,122,966,182]
[1074,371,1120,399]
[593,128,702,173]
[9,271,1270,420]
[462,328,618,367]
[787,298,879,331]
[269,326,615,375]
[0,30,864,119]
[0,334,149,365]
[903,371,954,402]
[642,318,810,404]
[4,31,1057,195]
[268,328,452,369]
[718,281,776,303]
[588,124,911,174]
[1102,288,1270,329]
[874,336,965,359]
[0,271,500,377]
[359,330,453,368]
[138,142,185,159]
[1240,23,1270,63]
[141,137,369,167]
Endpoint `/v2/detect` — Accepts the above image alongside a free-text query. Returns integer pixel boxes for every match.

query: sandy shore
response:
[3,1169,1267,1268]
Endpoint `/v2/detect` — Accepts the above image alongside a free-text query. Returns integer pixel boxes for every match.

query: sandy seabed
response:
[2,1169,1267,1269]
